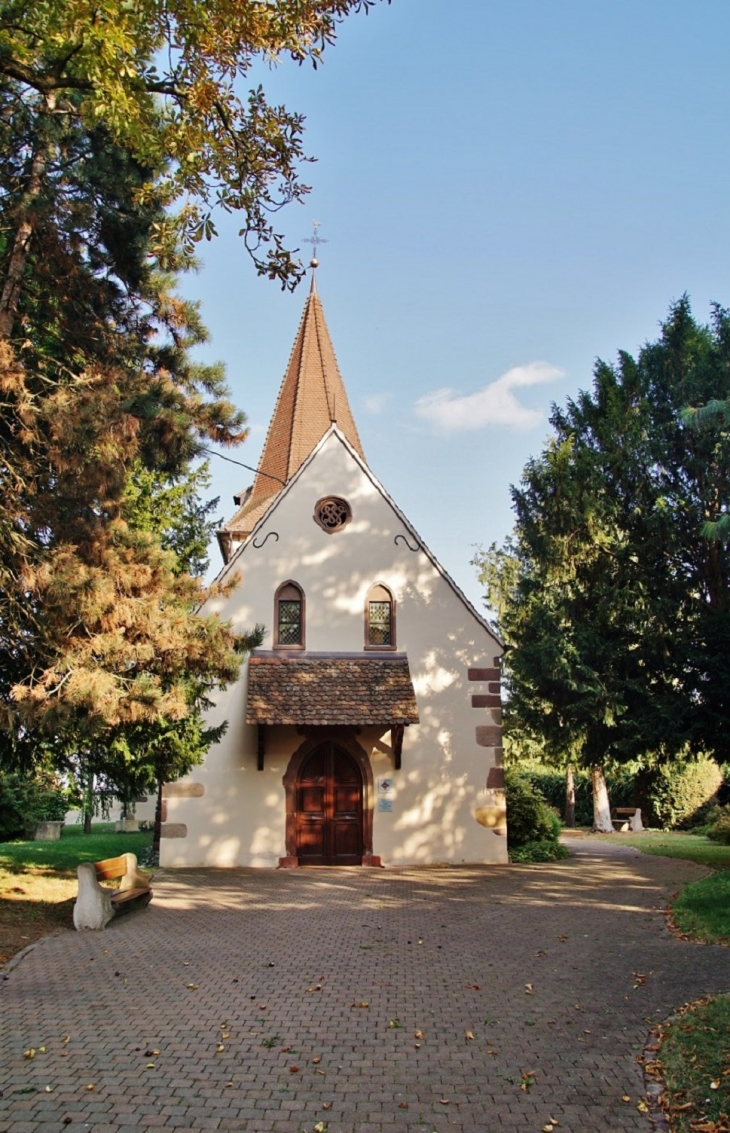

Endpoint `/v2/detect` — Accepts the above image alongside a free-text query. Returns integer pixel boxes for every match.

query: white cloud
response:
[414,361,565,432]
[362,392,392,415]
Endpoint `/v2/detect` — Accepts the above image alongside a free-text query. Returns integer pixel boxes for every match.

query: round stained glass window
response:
[314,496,352,533]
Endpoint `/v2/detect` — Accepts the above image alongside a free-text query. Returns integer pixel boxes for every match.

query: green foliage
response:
[0,771,68,840]
[659,994,730,1133]
[643,758,724,830]
[520,767,634,826]
[122,461,220,578]
[508,839,569,863]
[475,299,730,774]
[504,767,562,851]
[0,0,387,290]
[706,807,730,844]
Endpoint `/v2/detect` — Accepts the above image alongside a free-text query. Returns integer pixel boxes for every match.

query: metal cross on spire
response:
[303,220,328,268]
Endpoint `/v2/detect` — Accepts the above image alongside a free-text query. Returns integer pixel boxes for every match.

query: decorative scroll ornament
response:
[253,531,280,549]
[394,533,420,552]
[314,496,352,533]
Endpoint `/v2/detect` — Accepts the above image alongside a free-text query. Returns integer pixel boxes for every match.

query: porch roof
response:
[245,652,420,727]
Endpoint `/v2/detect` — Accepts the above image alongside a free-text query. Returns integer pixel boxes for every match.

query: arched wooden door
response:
[296,742,364,865]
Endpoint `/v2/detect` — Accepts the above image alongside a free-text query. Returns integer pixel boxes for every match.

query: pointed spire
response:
[217,281,365,560]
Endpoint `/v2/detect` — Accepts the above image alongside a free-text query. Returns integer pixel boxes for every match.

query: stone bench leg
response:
[73,863,115,931]
[629,808,643,832]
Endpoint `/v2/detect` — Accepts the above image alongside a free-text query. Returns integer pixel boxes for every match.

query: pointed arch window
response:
[365,583,396,650]
[275,582,305,649]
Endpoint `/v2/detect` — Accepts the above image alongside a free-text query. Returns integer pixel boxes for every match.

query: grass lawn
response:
[658,995,730,1133]
[598,830,730,871]
[0,823,153,967]
[671,870,730,946]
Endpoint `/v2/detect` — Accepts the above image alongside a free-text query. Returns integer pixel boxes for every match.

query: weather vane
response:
[303,220,328,268]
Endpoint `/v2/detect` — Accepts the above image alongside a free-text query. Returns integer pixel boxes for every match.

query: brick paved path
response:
[1,841,728,1133]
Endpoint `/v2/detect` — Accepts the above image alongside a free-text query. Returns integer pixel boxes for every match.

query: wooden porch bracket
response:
[257,724,266,771]
[391,723,405,770]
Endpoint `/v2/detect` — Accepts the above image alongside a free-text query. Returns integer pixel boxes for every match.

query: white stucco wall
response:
[160,432,506,867]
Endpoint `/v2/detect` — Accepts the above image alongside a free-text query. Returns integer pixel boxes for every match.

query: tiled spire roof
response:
[217,275,364,562]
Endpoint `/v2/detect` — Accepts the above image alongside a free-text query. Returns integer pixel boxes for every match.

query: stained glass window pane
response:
[369,601,391,645]
[278,600,302,645]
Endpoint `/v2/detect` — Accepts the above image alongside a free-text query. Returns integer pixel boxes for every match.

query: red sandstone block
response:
[475,725,501,747]
[471,694,502,708]
[467,667,500,681]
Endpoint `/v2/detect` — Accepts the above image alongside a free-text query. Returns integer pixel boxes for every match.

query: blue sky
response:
[181,0,730,608]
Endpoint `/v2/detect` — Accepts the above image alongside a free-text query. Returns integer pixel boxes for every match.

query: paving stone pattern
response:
[1,842,727,1133]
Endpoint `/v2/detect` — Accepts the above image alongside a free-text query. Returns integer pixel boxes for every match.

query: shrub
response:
[647,758,724,830]
[504,768,562,855]
[707,808,730,845]
[0,771,68,840]
[509,839,570,864]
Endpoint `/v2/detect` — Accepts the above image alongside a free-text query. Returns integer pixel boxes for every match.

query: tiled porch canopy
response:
[245,653,420,727]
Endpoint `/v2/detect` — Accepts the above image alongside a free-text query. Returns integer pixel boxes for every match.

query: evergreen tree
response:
[475,299,730,827]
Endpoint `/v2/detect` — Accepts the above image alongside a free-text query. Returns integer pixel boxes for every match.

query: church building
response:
[159,273,507,867]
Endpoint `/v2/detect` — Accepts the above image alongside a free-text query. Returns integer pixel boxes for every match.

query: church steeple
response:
[218,277,365,562]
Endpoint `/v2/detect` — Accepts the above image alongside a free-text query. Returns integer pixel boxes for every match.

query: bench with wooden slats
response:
[73,851,153,931]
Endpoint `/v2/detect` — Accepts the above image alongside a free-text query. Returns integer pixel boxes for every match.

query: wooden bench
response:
[611,807,643,832]
[73,852,153,931]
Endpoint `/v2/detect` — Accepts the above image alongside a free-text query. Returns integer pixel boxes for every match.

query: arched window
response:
[275,581,305,648]
[365,583,395,649]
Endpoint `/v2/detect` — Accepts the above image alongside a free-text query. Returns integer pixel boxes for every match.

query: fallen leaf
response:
[145,1049,160,1057]
[543,1126,554,1132]
[465,1031,475,1041]
[388,1019,402,1028]
[221,1033,230,1039]
[44,1086,53,1093]
[62,1036,70,1044]
[322,1102,332,1110]
[621,1095,631,1103]
[465,984,481,990]
[258,1004,267,1010]
[216,1044,225,1053]
[549,1119,560,1126]
[314,1123,327,1133]
[315,1069,326,1076]
[636,1100,648,1113]
[289,1064,299,1073]
[398,1101,409,1109]
[312,1056,322,1064]
[525,984,534,994]
[63,1118,72,1125]
[23,1049,35,1060]
[710,1080,721,1090]
[439,1097,450,1104]
[186,984,198,990]
[351,1001,369,1009]
[414,1030,424,1040]
[85,1084,94,1092]
[225,1082,234,1088]
[146,1063,156,1070]
[558,934,567,942]
[415,1043,422,1049]
[535,950,547,957]
[38,1046,46,1053]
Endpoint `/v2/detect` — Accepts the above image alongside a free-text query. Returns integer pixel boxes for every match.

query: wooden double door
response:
[296,742,364,865]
